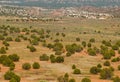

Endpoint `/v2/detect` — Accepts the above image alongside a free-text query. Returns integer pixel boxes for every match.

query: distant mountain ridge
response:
[0,0,120,8]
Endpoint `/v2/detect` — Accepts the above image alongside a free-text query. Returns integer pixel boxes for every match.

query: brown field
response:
[0,16,120,82]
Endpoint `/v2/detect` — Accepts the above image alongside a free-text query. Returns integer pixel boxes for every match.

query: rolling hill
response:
[0,0,120,8]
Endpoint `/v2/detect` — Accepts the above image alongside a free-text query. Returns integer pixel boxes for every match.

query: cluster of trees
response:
[22,62,40,70]
[40,54,64,63]
[57,73,76,82]
[65,43,83,56]
[72,64,81,74]
[0,54,19,71]
[4,71,21,82]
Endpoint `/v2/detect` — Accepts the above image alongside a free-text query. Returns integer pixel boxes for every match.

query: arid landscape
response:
[0,16,120,82]
[0,0,120,82]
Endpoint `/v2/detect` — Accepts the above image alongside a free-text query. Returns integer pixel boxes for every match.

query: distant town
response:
[0,5,116,20]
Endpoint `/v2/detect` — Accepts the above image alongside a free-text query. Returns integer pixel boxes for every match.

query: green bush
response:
[89,38,95,43]
[4,71,15,80]
[3,41,10,46]
[10,78,17,82]
[100,68,113,79]
[27,45,36,52]
[31,39,39,45]
[5,37,13,41]
[66,52,72,57]
[0,55,8,64]
[8,54,20,62]
[50,56,56,63]
[40,54,49,61]
[118,65,120,70]
[97,64,102,68]
[90,66,99,74]
[103,51,112,59]
[113,76,120,82]
[111,57,120,62]
[66,44,83,54]
[76,37,80,41]
[72,64,76,69]
[22,63,31,70]
[118,50,120,54]
[82,41,86,47]
[53,42,63,51]
[4,71,20,82]
[87,43,91,47]
[55,51,62,55]
[3,58,13,67]
[32,62,40,69]
[56,56,64,63]
[15,38,21,42]
[0,47,6,54]
[0,35,5,40]
[87,48,96,56]
[9,63,15,71]
[109,66,114,72]
[73,69,81,74]
[112,45,119,50]
[81,78,91,82]
[69,78,76,82]
[104,61,110,66]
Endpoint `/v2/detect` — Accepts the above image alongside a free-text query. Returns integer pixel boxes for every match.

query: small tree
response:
[76,37,80,41]
[22,63,31,70]
[97,64,102,68]
[100,68,113,79]
[4,71,15,80]
[90,66,99,74]
[27,45,36,52]
[113,76,120,82]
[69,78,76,82]
[15,38,21,42]
[87,48,96,56]
[9,63,15,71]
[72,64,76,69]
[32,62,40,69]
[8,54,20,62]
[10,78,17,82]
[0,47,6,54]
[73,69,81,74]
[56,56,64,63]
[39,54,49,61]
[82,41,86,47]
[118,65,120,70]
[104,61,110,66]
[81,78,91,82]
[89,38,95,43]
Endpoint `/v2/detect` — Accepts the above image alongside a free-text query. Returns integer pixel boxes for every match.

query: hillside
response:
[0,0,120,8]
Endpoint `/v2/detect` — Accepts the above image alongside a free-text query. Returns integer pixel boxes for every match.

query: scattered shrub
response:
[118,65,120,70]
[69,78,76,82]
[8,54,20,62]
[32,62,40,69]
[22,63,31,70]
[0,47,6,54]
[100,68,113,79]
[90,66,99,74]
[40,54,49,61]
[81,78,91,82]
[72,64,76,69]
[73,69,81,74]
[89,38,95,43]
[113,76,120,82]
[97,64,102,68]
[104,61,110,66]
[56,56,64,63]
